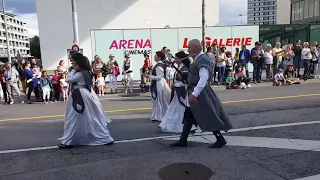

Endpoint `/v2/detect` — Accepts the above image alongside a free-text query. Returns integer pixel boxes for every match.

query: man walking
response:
[170,39,232,148]
[4,62,24,104]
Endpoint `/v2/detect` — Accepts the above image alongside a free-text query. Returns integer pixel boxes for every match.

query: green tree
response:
[30,35,41,59]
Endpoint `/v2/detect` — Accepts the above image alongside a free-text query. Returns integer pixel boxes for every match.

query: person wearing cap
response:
[273,68,285,86]
[3,62,25,104]
[251,41,264,83]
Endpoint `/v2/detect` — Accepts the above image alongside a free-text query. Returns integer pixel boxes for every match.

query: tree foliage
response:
[30,35,41,59]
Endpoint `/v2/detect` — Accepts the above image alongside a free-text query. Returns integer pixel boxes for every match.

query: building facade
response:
[36,0,219,70]
[0,12,30,61]
[291,0,320,24]
[248,0,291,25]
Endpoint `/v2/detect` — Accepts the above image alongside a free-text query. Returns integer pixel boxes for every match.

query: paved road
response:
[0,83,320,180]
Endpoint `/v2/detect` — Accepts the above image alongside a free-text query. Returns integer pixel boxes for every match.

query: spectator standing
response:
[4,62,24,104]
[238,45,251,78]
[251,42,264,83]
[302,42,313,80]
[293,40,302,78]
[40,70,52,104]
[264,44,273,81]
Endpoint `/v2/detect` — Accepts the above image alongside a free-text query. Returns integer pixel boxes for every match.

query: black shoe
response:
[208,136,227,148]
[170,141,187,147]
[105,141,115,145]
[58,144,74,149]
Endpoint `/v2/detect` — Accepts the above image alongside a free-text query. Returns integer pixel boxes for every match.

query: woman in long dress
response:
[58,53,114,148]
[144,51,171,122]
[159,51,197,132]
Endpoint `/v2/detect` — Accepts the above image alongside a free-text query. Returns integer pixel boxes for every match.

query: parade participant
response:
[58,53,114,149]
[170,39,232,148]
[159,51,197,133]
[144,51,171,122]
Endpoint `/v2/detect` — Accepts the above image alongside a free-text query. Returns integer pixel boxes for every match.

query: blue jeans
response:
[253,60,262,82]
[216,66,225,82]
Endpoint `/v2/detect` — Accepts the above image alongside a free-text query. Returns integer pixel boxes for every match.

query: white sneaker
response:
[247,84,251,88]
[102,94,105,96]
[98,94,101,97]
[9,101,14,105]
[21,101,25,104]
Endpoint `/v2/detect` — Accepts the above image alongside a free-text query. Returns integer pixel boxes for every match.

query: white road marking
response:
[1,120,320,154]
[293,174,320,180]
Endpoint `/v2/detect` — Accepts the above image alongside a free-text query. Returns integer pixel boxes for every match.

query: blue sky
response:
[2,0,247,37]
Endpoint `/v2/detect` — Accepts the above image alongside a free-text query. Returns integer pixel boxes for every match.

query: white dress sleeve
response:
[149,66,164,81]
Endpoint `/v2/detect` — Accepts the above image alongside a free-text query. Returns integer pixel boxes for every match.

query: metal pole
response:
[202,0,206,52]
[71,0,79,45]
[2,0,11,63]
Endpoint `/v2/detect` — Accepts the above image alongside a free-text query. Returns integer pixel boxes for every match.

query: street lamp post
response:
[239,14,243,25]
[71,0,79,45]
[202,0,206,52]
[2,0,11,63]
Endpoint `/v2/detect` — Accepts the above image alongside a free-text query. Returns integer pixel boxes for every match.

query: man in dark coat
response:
[170,39,233,148]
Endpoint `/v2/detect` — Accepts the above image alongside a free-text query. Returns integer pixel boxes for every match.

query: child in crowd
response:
[274,69,285,86]
[60,73,68,102]
[32,64,41,78]
[40,70,51,104]
[95,71,105,96]
[166,62,175,88]
[225,72,236,89]
[52,70,61,102]
[225,51,234,77]
[284,64,300,85]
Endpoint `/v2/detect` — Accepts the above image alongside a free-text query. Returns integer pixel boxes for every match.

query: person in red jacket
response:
[143,53,152,69]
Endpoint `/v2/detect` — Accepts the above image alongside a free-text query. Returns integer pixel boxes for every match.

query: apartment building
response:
[0,12,30,60]
[248,0,291,25]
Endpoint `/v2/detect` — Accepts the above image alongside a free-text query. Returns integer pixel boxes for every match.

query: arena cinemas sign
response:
[109,39,152,55]
[182,37,253,48]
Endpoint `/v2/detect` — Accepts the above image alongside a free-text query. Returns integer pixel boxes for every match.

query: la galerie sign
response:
[109,37,253,51]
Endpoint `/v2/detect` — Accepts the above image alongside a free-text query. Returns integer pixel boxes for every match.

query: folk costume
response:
[149,61,171,122]
[159,64,196,132]
[170,52,232,148]
[58,69,114,148]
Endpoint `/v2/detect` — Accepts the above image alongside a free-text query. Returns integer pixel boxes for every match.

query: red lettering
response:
[233,38,241,46]
[135,40,143,48]
[183,38,188,48]
[119,40,127,49]
[226,38,233,46]
[109,40,118,49]
[205,37,211,46]
[128,40,134,49]
[212,39,218,46]
[144,39,152,48]
[219,39,225,47]
[245,37,252,46]
[241,38,245,45]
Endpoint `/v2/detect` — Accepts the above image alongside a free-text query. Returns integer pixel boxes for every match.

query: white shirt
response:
[186,51,210,107]
[60,79,68,88]
[166,67,175,80]
[216,53,226,67]
[240,52,245,60]
[301,48,312,60]
[264,51,273,65]
[96,77,105,86]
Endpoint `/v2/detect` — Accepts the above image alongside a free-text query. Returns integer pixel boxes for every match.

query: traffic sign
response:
[71,44,80,52]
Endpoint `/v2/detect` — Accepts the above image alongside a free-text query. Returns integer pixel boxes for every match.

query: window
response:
[304,0,309,18]
[315,0,320,16]
[309,0,315,17]
[300,1,304,20]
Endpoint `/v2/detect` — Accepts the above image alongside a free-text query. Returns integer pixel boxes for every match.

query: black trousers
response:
[1,82,8,103]
[179,107,197,143]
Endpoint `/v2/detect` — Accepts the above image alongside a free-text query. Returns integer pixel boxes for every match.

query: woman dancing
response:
[159,51,197,132]
[58,53,114,149]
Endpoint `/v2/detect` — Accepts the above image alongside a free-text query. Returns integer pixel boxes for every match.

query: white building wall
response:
[36,0,219,70]
[276,0,291,24]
